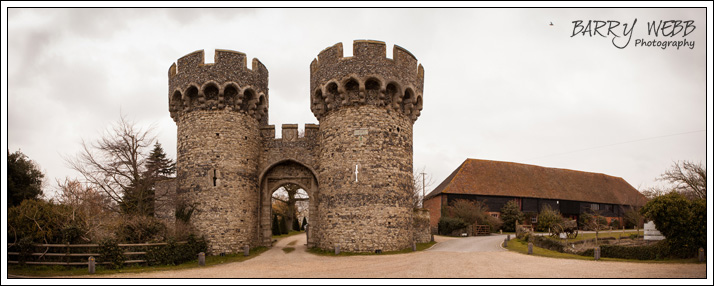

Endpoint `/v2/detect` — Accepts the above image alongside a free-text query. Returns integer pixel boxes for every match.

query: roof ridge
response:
[464,158,626,180]
[424,159,468,200]
[426,158,646,206]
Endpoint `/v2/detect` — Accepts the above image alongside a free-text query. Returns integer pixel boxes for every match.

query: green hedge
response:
[146,234,208,266]
[438,216,468,235]
[99,238,125,269]
[579,240,672,260]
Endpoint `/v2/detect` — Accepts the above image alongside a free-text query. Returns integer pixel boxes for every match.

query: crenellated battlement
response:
[309,40,424,123]
[170,49,268,78]
[168,49,270,124]
[260,124,320,141]
[166,40,427,254]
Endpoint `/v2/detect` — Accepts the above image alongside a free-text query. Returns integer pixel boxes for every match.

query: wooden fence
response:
[7,241,186,266]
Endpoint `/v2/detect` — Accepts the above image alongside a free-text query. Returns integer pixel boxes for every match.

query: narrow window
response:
[213,169,218,187]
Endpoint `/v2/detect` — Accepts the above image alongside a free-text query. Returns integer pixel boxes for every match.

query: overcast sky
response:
[3,7,710,201]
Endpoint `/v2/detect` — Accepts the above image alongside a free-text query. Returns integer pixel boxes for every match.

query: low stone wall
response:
[413,208,431,243]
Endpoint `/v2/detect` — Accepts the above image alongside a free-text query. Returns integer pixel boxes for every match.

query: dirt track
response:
[78,233,706,279]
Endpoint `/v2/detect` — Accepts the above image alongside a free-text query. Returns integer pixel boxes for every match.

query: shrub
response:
[531,235,565,252]
[485,214,503,233]
[447,199,486,225]
[609,218,621,229]
[438,216,468,235]
[279,216,289,234]
[61,222,87,244]
[578,212,607,231]
[640,192,706,257]
[516,225,532,240]
[7,199,79,244]
[579,240,671,260]
[623,206,643,229]
[185,234,208,259]
[14,236,35,266]
[115,215,167,243]
[500,200,524,232]
[147,234,208,266]
[535,205,563,232]
[146,239,175,266]
[292,217,300,231]
[99,238,125,269]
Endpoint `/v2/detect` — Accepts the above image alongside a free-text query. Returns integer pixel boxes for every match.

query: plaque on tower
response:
[354,128,368,136]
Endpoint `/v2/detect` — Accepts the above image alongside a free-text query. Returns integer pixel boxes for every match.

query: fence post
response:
[412,241,417,252]
[503,238,508,248]
[335,244,340,255]
[594,246,601,260]
[244,245,250,257]
[527,243,533,254]
[88,256,95,274]
[506,234,510,241]
[699,248,705,262]
[198,252,205,266]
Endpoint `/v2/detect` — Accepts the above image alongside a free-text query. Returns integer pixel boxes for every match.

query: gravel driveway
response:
[78,233,705,279]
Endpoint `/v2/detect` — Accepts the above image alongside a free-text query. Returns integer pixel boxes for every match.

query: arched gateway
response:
[259,160,319,247]
[161,40,430,254]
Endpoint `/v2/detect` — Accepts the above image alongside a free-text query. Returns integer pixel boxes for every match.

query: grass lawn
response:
[307,241,436,256]
[7,246,269,277]
[504,238,699,264]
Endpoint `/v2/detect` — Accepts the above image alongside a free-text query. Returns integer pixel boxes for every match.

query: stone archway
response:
[258,160,319,247]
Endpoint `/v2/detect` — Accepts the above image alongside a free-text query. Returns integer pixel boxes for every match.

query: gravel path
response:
[78,234,705,279]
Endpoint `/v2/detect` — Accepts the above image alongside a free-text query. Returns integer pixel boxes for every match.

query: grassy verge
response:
[8,246,269,277]
[504,239,698,264]
[307,241,436,256]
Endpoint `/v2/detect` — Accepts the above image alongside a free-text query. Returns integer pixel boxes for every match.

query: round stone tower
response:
[168,49,269,254]
[310,40,424,252]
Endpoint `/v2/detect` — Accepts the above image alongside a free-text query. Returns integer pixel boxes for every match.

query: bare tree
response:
[658,161,706,200]
[412,166,435,209]
[65,115,156,215]
[55,177,116,242]
[271,183,309,231]
[624,187,648,236]
[640,185,671,200]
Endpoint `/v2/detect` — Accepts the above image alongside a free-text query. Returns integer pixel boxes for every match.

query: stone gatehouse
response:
[158,40,428,254]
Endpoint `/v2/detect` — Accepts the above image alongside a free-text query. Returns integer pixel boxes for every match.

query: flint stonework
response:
[163,40,429,254]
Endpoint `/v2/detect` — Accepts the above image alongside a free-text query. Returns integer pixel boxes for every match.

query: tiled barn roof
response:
[425,159,647,206]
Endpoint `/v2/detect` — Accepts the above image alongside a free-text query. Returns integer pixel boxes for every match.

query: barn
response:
[422,159,647,232]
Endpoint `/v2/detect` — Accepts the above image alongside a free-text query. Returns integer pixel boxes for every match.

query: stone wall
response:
[315,104,415,252]
[176,110,261,254]
[164,41,426,254]
[154,178,177,224]
[413,208,432,243]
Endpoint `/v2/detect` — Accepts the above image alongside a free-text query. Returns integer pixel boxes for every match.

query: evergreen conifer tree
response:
[272,214,281,236]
